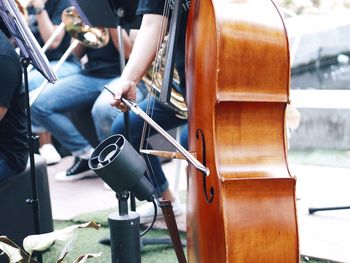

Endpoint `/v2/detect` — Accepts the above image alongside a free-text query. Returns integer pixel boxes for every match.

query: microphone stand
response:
[21,57,42,263]
[116,24,136,212]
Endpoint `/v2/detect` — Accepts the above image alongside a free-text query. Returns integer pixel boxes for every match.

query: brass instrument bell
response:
[142,36,188,119]
[61,7,109,49]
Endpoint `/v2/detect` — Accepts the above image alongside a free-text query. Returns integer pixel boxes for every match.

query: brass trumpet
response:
[29,6,109,105]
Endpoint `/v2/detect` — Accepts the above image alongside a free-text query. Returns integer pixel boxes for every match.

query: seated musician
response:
[109,0,190,223]
[0,29,28,182]
[27,0,81,165]
[30,28,142,181]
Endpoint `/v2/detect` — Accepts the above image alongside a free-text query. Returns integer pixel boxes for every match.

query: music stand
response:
[0,0,56,82]
[0,1,56,262]
[70,0,140,29]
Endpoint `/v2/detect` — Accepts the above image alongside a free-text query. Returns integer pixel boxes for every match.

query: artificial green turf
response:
[41,219,332,263]
[42,220,185,263]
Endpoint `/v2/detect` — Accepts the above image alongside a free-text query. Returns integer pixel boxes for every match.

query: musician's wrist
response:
[120,78,136,89]
[128,80,137,88]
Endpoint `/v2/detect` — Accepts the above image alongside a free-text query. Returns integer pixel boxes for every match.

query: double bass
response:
[185,0,299,261]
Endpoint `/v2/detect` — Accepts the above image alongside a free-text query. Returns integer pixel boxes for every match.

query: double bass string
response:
[140,0,171,149]
[140,0,170,150]
[139,0,173,199]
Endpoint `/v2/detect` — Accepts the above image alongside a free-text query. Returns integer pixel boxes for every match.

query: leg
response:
[180,124,188,149]
[31,73,113,155]
[29,60,81,164]
[31,73,114,180]
[29,60,82,133]
[0,154,16,182]
[91,87,121,142]
[28,60,81,91]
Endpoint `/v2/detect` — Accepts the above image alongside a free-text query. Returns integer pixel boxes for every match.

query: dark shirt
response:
[28,0,72,61]
[0,17,11,38]
[0,31,28,173]
[137,0,191,98]
[28,0,120,77]
[83,39,122,78]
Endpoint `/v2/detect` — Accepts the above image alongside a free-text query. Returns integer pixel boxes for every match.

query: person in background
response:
[0,29,28,182]
[31,28,134,181]
[109,0,190,223]
[28,0,81,165]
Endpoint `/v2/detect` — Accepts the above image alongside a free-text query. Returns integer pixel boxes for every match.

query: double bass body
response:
[185,0,299,261]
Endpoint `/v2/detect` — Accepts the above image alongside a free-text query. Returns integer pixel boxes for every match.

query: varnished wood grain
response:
[185,0,299,262]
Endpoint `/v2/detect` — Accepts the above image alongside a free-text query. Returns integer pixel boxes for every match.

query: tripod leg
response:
[309,206,350,214]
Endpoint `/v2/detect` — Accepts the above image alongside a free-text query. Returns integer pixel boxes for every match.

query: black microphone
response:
[89,134,154,202]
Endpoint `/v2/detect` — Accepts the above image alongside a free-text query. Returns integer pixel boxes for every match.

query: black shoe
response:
[55,157,96,181]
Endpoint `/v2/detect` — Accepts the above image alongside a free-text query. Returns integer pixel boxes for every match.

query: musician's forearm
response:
[120,14,167,84]
[36,11,64,49]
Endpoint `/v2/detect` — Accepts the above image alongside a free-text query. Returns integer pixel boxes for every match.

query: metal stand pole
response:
[109,191,141,263]
[116,25,136,211]
[21,57,42,263]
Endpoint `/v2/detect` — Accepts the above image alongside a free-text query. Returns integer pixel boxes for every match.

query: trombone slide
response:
[29,39,79,106]
[27,22,66,72]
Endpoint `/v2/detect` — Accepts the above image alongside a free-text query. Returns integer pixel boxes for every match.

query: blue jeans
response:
[111,96,187,197]
[0,154,16,182]
[180,124,188,149]
[29,60,81,133]
[92,79,148,142]
[28,60,81,91]
[31,73,116,156]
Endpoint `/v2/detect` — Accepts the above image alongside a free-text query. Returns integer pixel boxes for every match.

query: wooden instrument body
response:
[185,0,299,261]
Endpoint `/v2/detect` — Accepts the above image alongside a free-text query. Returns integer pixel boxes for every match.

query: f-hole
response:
[196,129,214,204]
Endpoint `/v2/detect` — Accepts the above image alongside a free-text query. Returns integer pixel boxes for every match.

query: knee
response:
[31,97,51,119]
[92,102,116,141]
[30,102,41,118]
[180,125,188,149]
[91,101,109,123]
[111,117,124,135]
[111,121,120,135]
[28,72,45,91]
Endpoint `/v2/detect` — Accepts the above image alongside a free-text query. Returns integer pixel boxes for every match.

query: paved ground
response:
[46,155,350,262]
